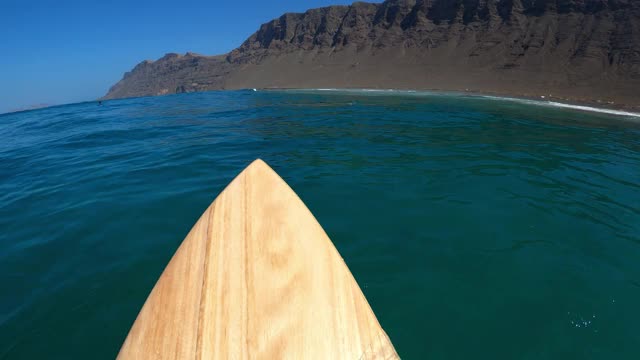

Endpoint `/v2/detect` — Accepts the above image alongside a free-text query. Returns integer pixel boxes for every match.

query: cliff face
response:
[104,53,232,99]
[104,0,640,107]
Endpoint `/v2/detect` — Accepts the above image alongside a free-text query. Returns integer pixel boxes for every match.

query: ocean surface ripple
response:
[1,90,639,359]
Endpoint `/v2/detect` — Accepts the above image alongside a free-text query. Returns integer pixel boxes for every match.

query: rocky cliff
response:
[104,0,640,107]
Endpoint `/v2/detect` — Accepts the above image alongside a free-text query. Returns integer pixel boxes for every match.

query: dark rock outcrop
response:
[104,0,640,108]
[104,53,233,99]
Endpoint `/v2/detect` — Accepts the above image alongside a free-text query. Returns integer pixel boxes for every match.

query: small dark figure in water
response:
[98,101,102,106]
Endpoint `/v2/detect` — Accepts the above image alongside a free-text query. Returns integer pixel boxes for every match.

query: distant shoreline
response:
[294,88,640,117]
[5,88,639,119]
[261,86,640,115]
[256,87,640,118]
[3,103,53,115]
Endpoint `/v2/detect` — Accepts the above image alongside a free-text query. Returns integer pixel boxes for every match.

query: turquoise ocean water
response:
[1,90,639,359]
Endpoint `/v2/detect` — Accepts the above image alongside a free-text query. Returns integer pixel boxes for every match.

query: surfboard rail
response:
[117,159,398,359]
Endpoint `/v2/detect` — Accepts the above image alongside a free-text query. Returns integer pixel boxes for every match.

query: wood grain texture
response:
[117,159,398,359]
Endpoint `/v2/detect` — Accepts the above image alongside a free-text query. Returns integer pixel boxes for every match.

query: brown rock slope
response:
[104,0,640,107]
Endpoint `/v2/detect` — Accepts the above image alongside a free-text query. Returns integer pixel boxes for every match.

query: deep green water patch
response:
[1,90,639,359]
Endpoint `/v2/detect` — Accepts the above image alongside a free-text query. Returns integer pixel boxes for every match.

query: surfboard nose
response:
[117,159,397,359]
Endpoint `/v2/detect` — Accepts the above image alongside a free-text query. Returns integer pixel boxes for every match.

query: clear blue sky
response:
[0,0,372,113]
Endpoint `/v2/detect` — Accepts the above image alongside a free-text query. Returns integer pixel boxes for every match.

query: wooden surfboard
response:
[117,159,398,359]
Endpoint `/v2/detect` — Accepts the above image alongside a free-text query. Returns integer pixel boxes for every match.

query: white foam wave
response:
[292,89,640,118]
[545,101,640,118]
[480,95,640,118]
